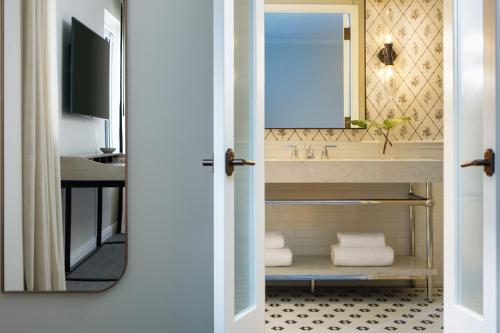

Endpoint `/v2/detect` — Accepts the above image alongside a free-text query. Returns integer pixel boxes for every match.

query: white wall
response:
[57,0,121,155]
[56,0,122,261]
[1,0,214,331]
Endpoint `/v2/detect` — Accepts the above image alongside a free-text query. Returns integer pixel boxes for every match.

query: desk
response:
[61,154,126,273]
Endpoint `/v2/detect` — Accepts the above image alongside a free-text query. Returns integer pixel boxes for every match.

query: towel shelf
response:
[265,182,435,302]
[266,255,438,281]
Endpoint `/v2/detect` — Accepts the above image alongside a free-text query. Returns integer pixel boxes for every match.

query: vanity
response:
[264,143,442,301]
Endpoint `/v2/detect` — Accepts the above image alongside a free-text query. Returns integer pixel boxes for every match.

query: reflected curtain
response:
[22,0,66,291]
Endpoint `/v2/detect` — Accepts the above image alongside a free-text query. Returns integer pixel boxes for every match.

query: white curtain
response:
[22,0,66,291]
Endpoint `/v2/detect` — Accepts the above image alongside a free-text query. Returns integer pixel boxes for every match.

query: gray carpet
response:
[67,281,117,292]
[104,233,126,244]
[67,243,126,281]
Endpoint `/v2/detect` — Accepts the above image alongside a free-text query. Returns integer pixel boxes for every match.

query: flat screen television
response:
[70,17,110,120]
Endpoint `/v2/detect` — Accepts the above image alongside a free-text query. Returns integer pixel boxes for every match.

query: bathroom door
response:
[444,0,499,331]
[212,0,265,332]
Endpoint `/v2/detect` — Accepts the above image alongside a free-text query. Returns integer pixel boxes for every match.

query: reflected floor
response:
[67,281,116,292]
[266,287,443,332]
[66,234,126,292]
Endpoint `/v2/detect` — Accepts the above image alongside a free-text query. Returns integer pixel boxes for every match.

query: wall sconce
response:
[378,35,398,98]
[377,34,397,66]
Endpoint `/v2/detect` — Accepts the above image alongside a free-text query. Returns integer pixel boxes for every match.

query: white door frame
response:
[213,0,265,332]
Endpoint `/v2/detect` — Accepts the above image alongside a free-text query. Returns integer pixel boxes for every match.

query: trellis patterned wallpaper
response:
[265,0,444,143]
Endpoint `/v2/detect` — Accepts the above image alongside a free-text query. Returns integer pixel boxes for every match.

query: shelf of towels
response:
[266,255,438,281]
[265,184,435,299]
[265,232,437,282]
[265,232,293,267]
[332,232,394,267]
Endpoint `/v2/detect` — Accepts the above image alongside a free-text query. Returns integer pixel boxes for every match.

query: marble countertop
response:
[265,158,443,183]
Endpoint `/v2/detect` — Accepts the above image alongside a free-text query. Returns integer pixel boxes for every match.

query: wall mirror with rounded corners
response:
[264,2,366,129]
[2,0,128,293]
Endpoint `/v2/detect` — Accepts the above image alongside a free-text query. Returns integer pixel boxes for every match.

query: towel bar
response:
[266,198,433,207]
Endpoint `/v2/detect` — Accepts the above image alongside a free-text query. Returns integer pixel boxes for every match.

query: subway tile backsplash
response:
[266,183,444,287]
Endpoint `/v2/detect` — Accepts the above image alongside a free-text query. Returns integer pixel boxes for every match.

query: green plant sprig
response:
[351,117,411,154]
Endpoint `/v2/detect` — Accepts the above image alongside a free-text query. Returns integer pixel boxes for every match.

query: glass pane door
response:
[456,0,484,314]
[234,0,255,316]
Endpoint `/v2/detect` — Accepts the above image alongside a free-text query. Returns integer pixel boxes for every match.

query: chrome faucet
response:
[305,145,315,159]
[287,145,300,159]
[321,145,338,159]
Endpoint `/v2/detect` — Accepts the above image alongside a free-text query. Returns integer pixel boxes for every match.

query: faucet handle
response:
[305,145,316,159]
[322,144,338,160]
[287,144,299,159]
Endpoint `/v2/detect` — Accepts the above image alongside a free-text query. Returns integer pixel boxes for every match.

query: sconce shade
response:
[378,43,397,66]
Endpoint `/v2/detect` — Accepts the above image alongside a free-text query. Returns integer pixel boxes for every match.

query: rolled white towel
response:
[337,233,386,248]
[265,232,285,249]
[331,245,394,267]
[265,248,293,267]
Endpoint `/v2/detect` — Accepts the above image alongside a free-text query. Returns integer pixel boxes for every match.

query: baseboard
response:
[70,223,117,267]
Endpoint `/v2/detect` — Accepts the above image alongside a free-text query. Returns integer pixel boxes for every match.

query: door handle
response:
[231,159,256,166]
[226,148,255,176]
[461,149,495,177]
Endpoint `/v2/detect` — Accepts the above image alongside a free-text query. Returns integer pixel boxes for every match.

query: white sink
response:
[265,158,443,183]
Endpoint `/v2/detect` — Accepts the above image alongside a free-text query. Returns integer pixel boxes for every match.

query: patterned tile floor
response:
[266,287,443,332]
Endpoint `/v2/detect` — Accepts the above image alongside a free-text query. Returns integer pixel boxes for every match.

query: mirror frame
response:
[264,0,366,129]
[1,0,129,294]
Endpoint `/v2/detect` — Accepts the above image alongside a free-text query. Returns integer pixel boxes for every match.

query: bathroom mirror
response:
[2,0,127,293]
[265,3,365,129]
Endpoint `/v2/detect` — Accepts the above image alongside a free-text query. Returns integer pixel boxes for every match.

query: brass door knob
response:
[226,148,255,176]
[461,149,495,177]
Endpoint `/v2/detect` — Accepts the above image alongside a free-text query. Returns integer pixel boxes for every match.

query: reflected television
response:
[70,17,110,120]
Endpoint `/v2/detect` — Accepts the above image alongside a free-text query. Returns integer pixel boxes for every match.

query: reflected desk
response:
[61,153,126,274]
